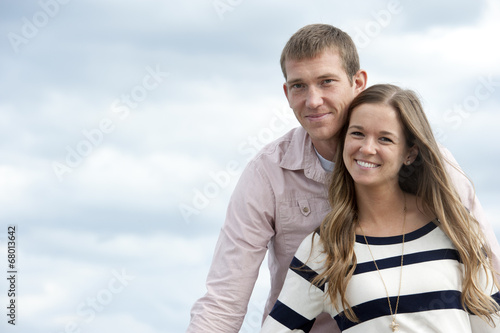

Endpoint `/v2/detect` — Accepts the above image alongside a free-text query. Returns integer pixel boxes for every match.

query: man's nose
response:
[305,87,323,109]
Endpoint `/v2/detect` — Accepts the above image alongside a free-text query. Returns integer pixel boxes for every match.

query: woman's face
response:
[343,103,417,190]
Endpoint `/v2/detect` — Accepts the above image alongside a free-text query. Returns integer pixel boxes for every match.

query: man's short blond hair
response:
[280,24,360,84]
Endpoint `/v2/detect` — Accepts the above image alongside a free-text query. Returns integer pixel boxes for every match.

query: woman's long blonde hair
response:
[313,84,499,323]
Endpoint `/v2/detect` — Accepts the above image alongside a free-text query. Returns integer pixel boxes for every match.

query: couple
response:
[188,24,500,332]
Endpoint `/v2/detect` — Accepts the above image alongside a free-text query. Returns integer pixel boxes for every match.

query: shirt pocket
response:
[278,197,331,256]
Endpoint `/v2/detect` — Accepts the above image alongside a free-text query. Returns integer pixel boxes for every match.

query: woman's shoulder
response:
[405,194,437,233]
[294,231,327,270]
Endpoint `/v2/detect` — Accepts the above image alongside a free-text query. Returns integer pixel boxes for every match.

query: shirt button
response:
[303,207,310,213]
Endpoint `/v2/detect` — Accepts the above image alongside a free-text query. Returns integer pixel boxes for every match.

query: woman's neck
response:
[355,186,434,237]
[355,185,408,237]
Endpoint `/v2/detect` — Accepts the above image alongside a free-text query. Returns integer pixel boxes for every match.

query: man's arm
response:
[440,145,500,274]
[187,160,276,332]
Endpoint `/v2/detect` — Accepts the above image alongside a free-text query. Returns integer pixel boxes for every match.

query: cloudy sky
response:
[0,1,499,332]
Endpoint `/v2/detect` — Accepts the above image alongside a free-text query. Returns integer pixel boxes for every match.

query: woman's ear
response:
[405,145,419,165]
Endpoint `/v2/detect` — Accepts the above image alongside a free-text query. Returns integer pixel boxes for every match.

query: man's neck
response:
[311,139,337,162]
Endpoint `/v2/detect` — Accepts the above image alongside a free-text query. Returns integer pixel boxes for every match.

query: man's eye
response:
[291,83,304,89]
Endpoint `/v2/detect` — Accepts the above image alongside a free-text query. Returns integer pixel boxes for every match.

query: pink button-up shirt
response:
[187,126,500,333]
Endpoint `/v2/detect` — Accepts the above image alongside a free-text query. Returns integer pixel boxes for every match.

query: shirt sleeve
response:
[439,145,500,275]
[260,233,326,333]
[187,160,277,333]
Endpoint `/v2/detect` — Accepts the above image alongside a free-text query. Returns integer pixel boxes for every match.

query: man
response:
[187,24,500,333]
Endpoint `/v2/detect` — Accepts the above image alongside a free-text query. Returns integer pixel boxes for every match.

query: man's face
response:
[283,49,362,146]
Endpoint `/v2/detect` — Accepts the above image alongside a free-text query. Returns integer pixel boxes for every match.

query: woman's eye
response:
[380,137,393,143]
[350,131,363,137]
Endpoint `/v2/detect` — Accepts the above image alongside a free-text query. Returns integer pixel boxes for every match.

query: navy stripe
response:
[335,290,464,330]
[269,300,316,332]
[355,249,460,274]
[290,257,325,292]
[404,248,461,265]
[491,291,500,308]
[356,221,438,245]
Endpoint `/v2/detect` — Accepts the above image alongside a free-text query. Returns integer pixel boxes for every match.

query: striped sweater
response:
[261,221,500,332]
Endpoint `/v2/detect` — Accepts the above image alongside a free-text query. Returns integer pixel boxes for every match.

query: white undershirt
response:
[314,147,334,172]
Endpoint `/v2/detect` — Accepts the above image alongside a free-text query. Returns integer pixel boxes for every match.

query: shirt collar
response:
[280,127,330,184]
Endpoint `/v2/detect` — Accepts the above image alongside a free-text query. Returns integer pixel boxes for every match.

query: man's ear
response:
[283,82,289,101]
[353,69,367,94]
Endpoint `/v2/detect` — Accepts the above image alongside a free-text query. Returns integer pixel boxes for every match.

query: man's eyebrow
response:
[286,73,341,86]
[317,73,341,80]
[286,78,303,86]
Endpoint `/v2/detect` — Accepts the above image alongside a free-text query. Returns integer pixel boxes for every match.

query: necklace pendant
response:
[390,319,399,331]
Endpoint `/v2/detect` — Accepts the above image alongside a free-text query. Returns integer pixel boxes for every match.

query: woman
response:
[260,84,500,332]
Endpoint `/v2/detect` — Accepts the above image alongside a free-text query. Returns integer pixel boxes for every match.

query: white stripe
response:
[344,310,473,332]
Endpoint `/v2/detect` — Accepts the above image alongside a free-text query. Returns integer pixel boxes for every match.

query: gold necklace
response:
[359,195,406,332]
